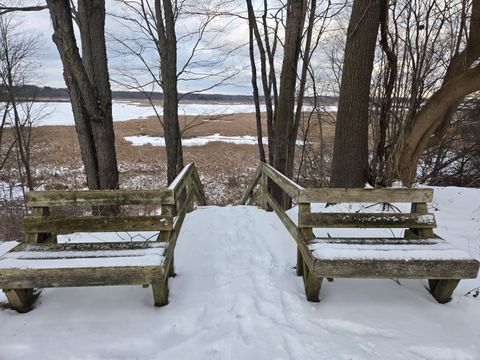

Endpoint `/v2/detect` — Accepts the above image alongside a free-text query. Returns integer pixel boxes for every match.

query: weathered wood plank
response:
[8,242,167,253]
[0,266,165,289]
[307,237,442,245]
[298,188,434,203]
[299,212,436,228]
[191,166,207,205]
[26,189,175,207]
[168,163,194,197]
[240,163,263,205]
[262,188,316,271]
[262,163,302,201]
[24,215,174,233]
[312,259,479,279]
[162,186,194,275]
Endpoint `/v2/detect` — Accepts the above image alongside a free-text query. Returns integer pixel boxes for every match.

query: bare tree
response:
[45,0,119,191]
[247,0,343,207]
[0,14,40,193]
[388,0,480,185]
[112,0,239,185]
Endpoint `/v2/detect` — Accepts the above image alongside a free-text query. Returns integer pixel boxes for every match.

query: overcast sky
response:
[15,1,253,95]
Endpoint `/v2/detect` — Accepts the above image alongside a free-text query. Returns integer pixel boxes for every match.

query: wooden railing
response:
[24,163,207,272]
[241,162,437,274]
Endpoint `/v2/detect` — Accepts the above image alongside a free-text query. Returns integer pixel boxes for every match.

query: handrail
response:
[241,162,303,205]
[241,162,314,271]
[168,163,207,206]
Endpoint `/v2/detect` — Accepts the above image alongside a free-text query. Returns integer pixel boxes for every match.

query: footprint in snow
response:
[319,318,394,338]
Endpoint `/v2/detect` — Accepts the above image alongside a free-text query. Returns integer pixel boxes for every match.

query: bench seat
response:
[308,237,479,279]
[0,241,168,289]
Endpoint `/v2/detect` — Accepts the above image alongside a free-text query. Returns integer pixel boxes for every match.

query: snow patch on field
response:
[125,134,303,147]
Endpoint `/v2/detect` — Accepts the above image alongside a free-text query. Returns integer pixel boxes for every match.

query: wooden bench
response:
[242,162,479,304]
[0,163,206,312]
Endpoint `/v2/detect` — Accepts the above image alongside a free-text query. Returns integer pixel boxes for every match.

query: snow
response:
[309,238,474,261]
[26,102,268,127]
[0,187,479,359]
[125,134,304,147]
[0,241,19,257]
[19,102,338,127]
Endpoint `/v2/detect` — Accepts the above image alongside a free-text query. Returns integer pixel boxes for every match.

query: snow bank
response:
[0,187,479,359]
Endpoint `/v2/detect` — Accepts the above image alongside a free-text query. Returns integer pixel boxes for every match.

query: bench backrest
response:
[297,188,436,238]
[23,189,176,238]
[22,163,207,241]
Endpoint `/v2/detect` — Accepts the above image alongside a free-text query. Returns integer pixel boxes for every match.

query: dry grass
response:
[3,111,335,206]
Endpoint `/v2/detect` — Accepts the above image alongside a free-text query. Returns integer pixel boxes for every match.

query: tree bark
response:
[46,0,119,190]
[272,0,307,208]
[391,0,480,185]
[330,0,382,188]
[155,0,184,185]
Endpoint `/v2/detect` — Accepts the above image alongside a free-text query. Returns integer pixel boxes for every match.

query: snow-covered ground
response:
[0,187,479,359]
[11,102,338,126]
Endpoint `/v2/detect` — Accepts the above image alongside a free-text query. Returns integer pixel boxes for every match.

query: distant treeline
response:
[0,85,337,104]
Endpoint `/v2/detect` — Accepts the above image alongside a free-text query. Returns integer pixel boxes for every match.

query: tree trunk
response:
[272,0,307,208]
[155,0,184,185]
[46,0,119,190]
[330,0,381,188]
[390,0,480,186]
[248,21,266,163]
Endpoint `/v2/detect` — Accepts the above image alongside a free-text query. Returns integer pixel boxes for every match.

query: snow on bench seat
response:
[309,238,474,261]
[308,238,479,279]
[0,242,167,270]
[0,242,168,289]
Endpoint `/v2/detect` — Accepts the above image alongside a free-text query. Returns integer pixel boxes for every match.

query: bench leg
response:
[168,257,175,278]
[152,277,169,307]
[3,289,37,313]
[296,248,304,276]
[302,261,323,302]
[429,279,460,304]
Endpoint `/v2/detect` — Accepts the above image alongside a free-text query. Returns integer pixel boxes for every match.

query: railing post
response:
[297,202,314,276]
[406,202,434,238]
[261,167,268,210]
[159,203,175,277]
[26,206,57,244]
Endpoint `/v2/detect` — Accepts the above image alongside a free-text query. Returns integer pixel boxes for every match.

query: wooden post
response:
[429,279,460,303]
[297,203,314,276]
[26,207,56,244]
[151,276,169,307]
[159,204,174,277]
[260,169,268,210]
[3,289,37,313]
[298,202,323,300]
[302,260,323,302]
[186,178,194,213]
[406,202,434,238]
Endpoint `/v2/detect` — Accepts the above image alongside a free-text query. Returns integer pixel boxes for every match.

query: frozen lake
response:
[8,101,337,127]
[24,101,268,127]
